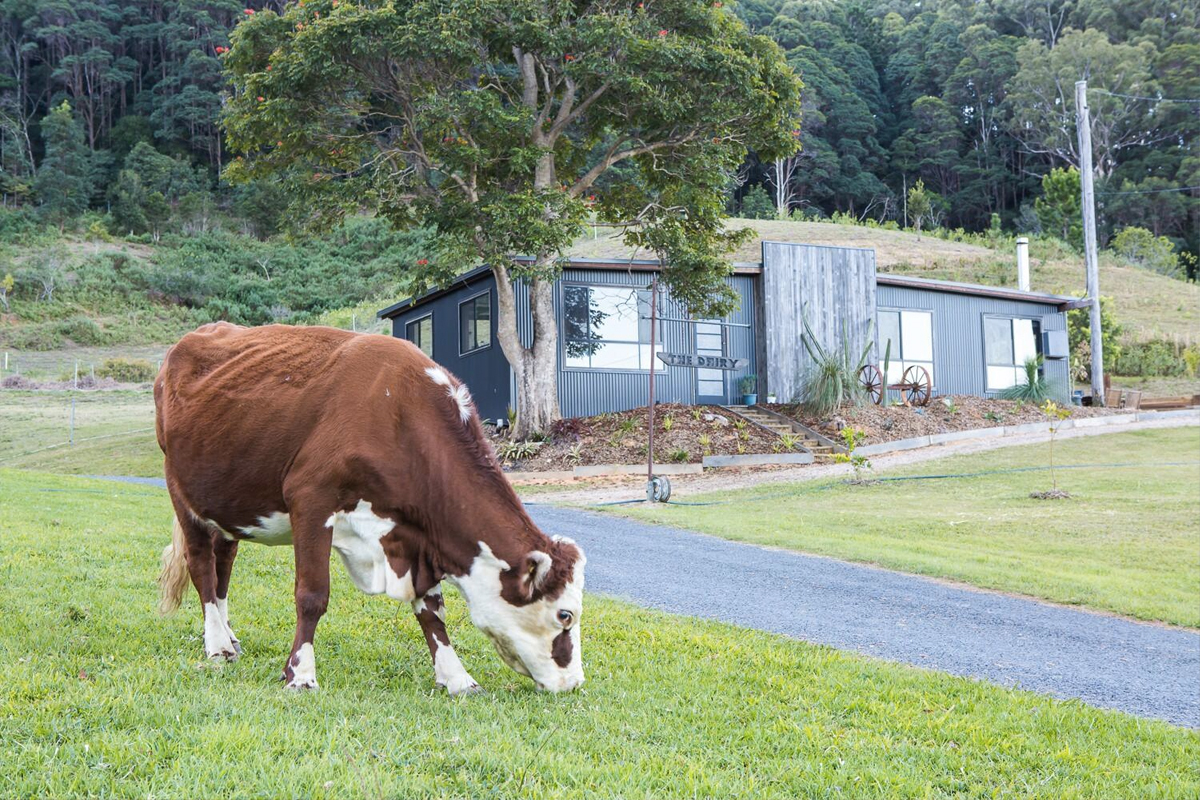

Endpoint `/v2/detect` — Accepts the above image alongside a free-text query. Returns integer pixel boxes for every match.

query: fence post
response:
[74,360,79,390]
[70,396,76,445]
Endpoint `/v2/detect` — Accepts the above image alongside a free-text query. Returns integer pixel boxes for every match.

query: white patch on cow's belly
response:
[239,512,293,546]
[325,500,414,601]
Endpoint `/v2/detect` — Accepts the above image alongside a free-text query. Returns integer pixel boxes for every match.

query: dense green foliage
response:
[734,0,1198,267]
[0,216,432,349]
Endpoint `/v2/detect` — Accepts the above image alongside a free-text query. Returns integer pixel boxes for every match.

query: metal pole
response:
[70,396,75,445]
[74,360,79,390]
[647,277,657,483]
[1076,80,1105,405]
[1016,237,1030,292]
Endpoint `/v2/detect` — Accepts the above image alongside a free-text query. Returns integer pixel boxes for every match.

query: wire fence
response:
[0,385,157,466]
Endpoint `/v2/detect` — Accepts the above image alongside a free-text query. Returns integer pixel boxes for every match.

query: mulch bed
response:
[492,403,782,471]
[768,395,1120,445]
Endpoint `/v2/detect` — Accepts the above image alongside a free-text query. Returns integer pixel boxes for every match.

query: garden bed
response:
[491,403,782,471]
[768,395,1120,445]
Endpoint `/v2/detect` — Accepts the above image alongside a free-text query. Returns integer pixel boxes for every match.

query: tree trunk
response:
[492,256,562,439]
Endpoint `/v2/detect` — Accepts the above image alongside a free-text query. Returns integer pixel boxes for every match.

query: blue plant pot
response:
[742,393,758,406]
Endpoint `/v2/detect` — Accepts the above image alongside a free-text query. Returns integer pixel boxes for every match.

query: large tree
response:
[221,0,801,436]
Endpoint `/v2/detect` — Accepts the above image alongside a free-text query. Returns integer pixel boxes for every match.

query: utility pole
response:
[1075,80,1105,405]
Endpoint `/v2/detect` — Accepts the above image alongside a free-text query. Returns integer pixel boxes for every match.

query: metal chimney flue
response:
[1016,237,1030,292]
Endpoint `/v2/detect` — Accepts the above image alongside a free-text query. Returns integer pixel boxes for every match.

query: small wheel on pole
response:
[902,365,932,407]
[859,364,884,405]
[647,475,672,503]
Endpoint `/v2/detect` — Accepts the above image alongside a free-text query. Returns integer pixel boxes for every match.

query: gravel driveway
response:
[528,504,1200,728]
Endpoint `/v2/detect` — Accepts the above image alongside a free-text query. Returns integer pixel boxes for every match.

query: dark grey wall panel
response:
[877,284,1070,401]
[387,271,512,422]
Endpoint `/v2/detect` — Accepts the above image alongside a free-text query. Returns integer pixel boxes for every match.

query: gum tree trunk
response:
[492,254,561,439]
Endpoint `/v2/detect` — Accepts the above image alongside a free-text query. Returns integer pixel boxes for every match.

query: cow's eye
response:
[556,610,574,627]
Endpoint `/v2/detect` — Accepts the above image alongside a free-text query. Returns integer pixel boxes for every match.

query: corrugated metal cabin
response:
[378,241,1078,422]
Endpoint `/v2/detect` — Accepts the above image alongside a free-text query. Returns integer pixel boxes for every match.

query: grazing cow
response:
[155,323,585,694]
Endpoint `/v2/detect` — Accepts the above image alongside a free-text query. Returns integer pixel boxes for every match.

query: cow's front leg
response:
[412,586,480,695]
[283,506,331,690]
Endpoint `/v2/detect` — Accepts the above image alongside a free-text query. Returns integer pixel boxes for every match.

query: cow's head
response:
[453,535,586,692]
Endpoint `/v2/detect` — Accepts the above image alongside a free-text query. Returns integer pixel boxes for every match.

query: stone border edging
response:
[855,408,1198,457]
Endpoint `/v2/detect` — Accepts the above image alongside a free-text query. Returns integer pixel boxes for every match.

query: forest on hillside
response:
[0,0,1196,261]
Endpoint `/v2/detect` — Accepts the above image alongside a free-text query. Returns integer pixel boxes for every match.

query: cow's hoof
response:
[285,677,318,691]
[442,679,482,696]
[207,648,239,662]
[230,638,243,655]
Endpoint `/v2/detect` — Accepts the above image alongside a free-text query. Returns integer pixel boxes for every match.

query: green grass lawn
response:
[615,427,1200,628]
[2,469,1197,798]
[0,389,162,477]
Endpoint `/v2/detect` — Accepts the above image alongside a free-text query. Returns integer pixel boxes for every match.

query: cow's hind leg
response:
[179,516,238,661]
[282,505,331,690]
[213,537,241,654]
[413,585,480,696]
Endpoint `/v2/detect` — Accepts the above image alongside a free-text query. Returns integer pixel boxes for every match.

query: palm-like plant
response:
[799,308,873,418]
[999,356,1058,402]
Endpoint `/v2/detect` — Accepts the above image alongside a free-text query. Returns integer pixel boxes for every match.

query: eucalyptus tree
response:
[222,0,801,436]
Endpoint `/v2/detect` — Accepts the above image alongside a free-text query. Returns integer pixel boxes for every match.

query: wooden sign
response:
[656,352,748,370]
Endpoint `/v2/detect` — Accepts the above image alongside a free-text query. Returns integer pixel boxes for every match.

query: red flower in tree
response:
[244,8,254,15]
[417,259,428,266]
[658,29,668,37]
[257,96,264,102]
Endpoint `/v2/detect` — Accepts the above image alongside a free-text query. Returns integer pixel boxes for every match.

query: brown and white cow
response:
[155,322,585,693]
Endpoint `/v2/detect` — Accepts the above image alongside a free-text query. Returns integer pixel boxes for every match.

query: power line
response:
[1092,89,1200,104]
[1099,185,1200,196]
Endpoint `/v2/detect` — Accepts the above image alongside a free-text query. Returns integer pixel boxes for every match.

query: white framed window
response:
[562,284,663,371]
[984,316,1040,391]
[405,314,433,358]
[878,309,934,386]
[459,291,491,355]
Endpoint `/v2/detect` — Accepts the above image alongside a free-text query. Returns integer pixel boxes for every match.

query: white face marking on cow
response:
[286,643,317,690]
[324,500,415,602]
[238,512,293,546]
[445,541,586,692]
[203,601,238,661]
[433,639,481,695]
[424,366,473,423]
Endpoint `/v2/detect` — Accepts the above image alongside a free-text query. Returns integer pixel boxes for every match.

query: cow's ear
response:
[520,550,553,598]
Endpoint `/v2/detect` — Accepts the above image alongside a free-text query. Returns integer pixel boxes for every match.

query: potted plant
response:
[739,374,758,406]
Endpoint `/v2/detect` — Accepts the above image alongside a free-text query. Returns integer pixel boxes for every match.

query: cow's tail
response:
[157,516,189,615]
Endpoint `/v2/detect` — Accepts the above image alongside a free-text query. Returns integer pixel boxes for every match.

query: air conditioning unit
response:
[1042,329,1069,359]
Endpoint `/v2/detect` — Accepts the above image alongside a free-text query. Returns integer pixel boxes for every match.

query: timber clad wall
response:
[762,242,877,404]
[876,284,1070,400]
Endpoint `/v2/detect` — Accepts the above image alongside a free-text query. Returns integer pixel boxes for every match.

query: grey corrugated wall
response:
[761,242,877,403]
[537,268,757,418]
[877,284,1070,400]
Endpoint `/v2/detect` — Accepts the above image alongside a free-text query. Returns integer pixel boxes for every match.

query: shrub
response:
[1111,227,1180,278]
[97,357,156,383]
[2,321,64,350]
[999,356,1059,403]
[799,311,871,418]
[1112,339,1188,378]
[55,316,106,345]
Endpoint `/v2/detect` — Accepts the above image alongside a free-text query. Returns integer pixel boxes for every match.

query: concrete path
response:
[93,475,1200,727]
[527,505,1200,728]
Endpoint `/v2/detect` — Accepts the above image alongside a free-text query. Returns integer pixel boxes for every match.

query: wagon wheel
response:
[858,364,884,405]
[902,365,932,407]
